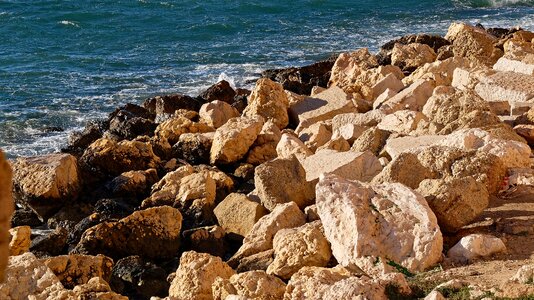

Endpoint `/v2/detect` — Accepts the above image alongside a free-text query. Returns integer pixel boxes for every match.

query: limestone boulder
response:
[301,149,382,182]
[475,71,534,105]
[332,111,386,129]
[276,133,313,161]
[210,116,264,165]
[155,116,213,145]
[494,57,534,76]
[246,121,282,165]
[371,73,405,99]
[12,153,80,220]
[316,136,351,152]
[510,264,534,284]
[328,48,379,93]
[72,276,127,300]
[107,168,159,199]
[267,221,332,280]
[447,234,506,264]
[322,276,387,300]
[8,225,31,256]
[298,122,332,151]
[351,127,390,155]
[243,78,289,129]
[73,206,182,260]
[316,173,443,273]
[378,79,435,113]
[229,202,306,266]
[81,138,160,178]
[331,123,366,144]
[445,22,502,66]
[43,254,113,289]
[417,177,489,232]
[169,251,235,300]
[142,165,194,208]
[289,86,356,130]
[214,193,268,240]
[255,155,315,211]
[391,43,437,71]
[377,110,427,135]
[283,266,352,300]
[212,270,286,300]
[403,57,471,86]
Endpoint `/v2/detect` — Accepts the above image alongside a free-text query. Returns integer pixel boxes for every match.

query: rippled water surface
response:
[1,0,534,157]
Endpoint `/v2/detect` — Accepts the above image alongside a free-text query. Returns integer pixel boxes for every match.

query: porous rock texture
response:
[0,151,13,281]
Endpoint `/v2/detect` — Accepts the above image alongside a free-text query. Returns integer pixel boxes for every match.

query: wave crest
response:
[454,0,534,8]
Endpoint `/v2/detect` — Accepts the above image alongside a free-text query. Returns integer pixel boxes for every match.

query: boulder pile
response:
[2,22,534,299]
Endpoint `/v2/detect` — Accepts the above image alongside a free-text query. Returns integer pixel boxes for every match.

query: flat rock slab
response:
[494,57,534,76]
[289,86,356,129]
[475,71,534,104]
[302,150,382,182]
[384,135,442,159]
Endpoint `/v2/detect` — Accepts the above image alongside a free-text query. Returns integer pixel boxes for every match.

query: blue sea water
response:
[1,0,534,158]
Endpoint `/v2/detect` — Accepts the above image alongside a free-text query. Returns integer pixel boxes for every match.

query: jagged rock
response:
[403,57,471,86]
[514,124,534,146]
[377,34,450,65]
[447,234,506,264]
[283,266,352,300]
[143,94,204,115]
[445,22,502,66]
[417,177,489,232]
[11,153,80,220]
[169,251,235,300]
[31,227,68,257]
[289,86,356,130]
[276,133,313,161]
[0,252,69,299]
[298,122,332,151]
[378,79,435,113]
[371,73,405,99]
[475,71,534,105]
[73,206,182,261]
[391,43,437,72]
[377,110,427,135]
[301,149,382,182]
[374,88,398,109]
[210,116,264,165]
[246,121,282,165]
[110,255,169,299]
[235,250,274,273]
[243,78,289,129]
[199,100,240,128]
[510,264,534,284]
[328,48,379,93]
[8,226,31,256]
[262,57,335,95]
[317,136,351,152]
[108,104,156,140]
[212,270,286,300]
[214,193,267,240]
[107,168,159,199]
[11,207,43,228]
[322,276,387,300]
[182,225,227,258]
[172,171,217,229]
[155,116,213,145]
[81,138,160,178]
[72,276,128,300]
[351,127,390,155]
[199,80,236,104]
[255,155,315,211]
[142,165,195,208]
[65,120,107,154]
[172,133,213,165]
[43,254,113,289]
[229,202,306,266]
[316,173,443,273]
[267,221,332,280]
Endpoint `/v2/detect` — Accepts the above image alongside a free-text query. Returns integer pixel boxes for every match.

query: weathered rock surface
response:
[199,100,240,129]
[322,276,387,300]
[111,255,169,299]
[172,132,213,165]
[298,122,332,151]
[391,43,437,72]
[475,71,534,104]
[214,193,268,240]
[510,264,534,284]
[229,202,306,266]
[8,225,31,256]
[182,225,227,258]
[73,206,182,261]
[378,79,435,113]
[212,270,286,300]
[301,149,382,182]
[144,93,204,115]
[155,116,213,145]
[377,110,427,135]
[447,234,506,263]
[283,266,352,300]
[199,80,236,104]
[107,168,159,199]
[108,103,156,140]
[246,120,282,165]
[276,133,313,161]
[210,116,264,165]
[169,251,235,300]
[255,155,315,211]
[267,221,332,280]
[404,57,470,86]
[12,153,80,220]
[417,177,489,232]
[316,173,443,273]
[351,127,390,155]
[328,48,378,92]
[43,254,113,289]
[243,78,289,129]
[445,22,502,66]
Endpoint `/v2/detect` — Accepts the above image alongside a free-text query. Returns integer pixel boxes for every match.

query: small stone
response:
[447,234,506,264]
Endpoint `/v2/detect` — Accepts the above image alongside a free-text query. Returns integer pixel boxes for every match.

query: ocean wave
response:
[58,20,80,28]
[454,0,534,8]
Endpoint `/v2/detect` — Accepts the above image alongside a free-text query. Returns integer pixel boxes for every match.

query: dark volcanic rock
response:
[143,94,205,115]
[181,225,227,258]
[31,227,69,257]
[106,169,159,200]
[261,57,336,95]
[377,34,451,65]
[199,80,236,104]
[11,207,43,228]
[171,133,212,165]
[108,103,156,140]
[231,94,249,113]
[64,120,108,155]
[72,206,182,261]
[110,256,170,300]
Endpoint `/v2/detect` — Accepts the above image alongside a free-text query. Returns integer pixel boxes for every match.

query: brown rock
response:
[350,127,390,155]
[199,80,236,104]
[246,121,282,165]
[199,100,240,128]
[155,116,214,145]
[214,193,268,240]
[43,254,113,289]
[445,22,503,66]
[283,266,352,300]
[243,78,289,129]
[212,270,286,300]
[8,226,31,256]
[391,43,437,72]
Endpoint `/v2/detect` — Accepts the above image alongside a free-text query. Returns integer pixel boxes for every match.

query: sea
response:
[1,0,534,158]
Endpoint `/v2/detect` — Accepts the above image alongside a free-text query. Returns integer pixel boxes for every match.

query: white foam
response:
[58,20,80,28]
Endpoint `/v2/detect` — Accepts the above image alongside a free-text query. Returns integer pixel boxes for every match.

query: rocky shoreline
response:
[1,21,534,299]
